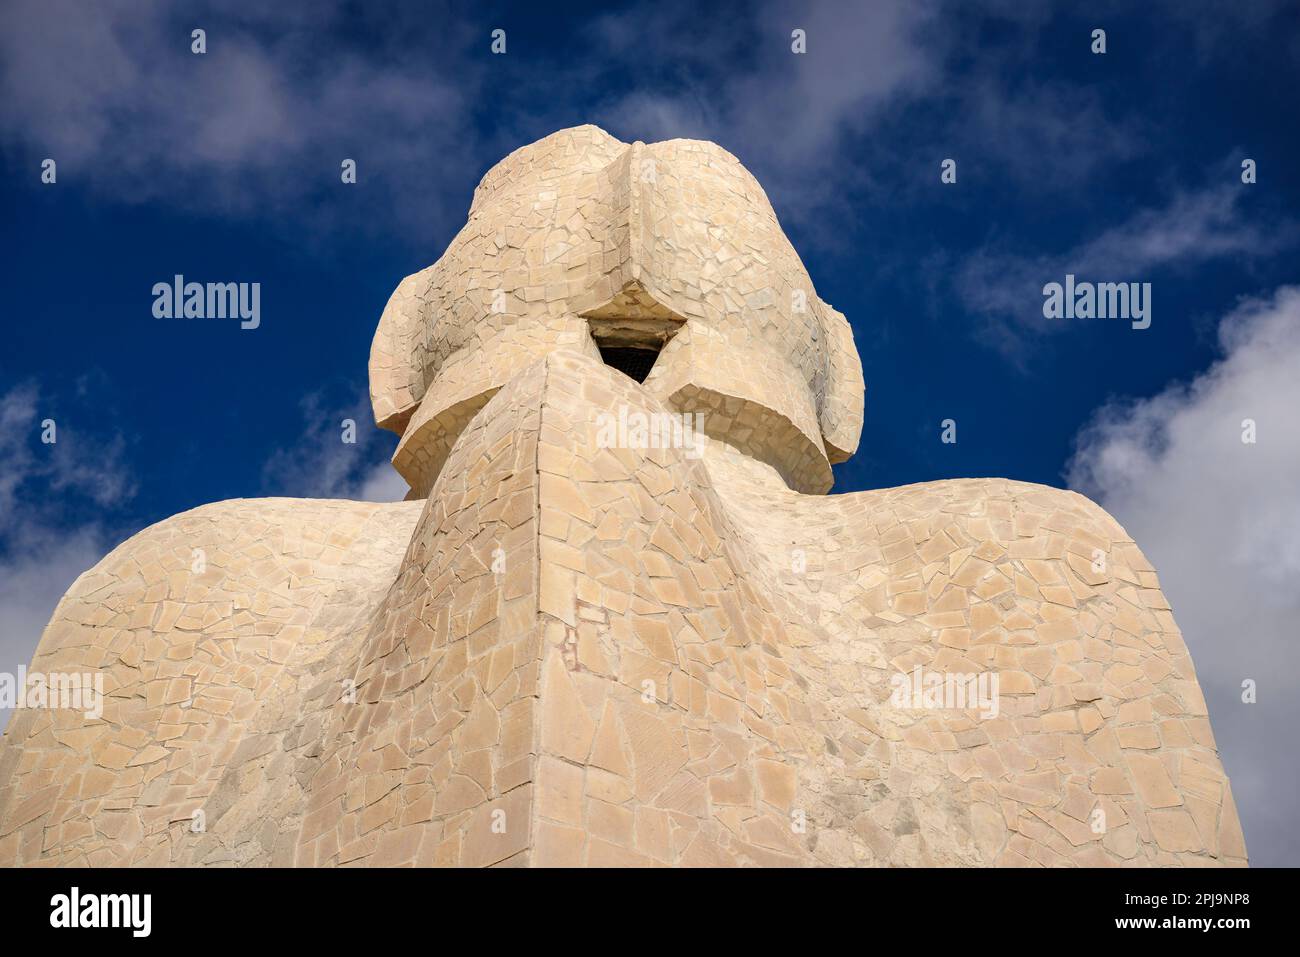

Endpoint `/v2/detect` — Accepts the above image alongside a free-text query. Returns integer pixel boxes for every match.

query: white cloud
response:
[0,0,477,233]
[1067,285,1300,866]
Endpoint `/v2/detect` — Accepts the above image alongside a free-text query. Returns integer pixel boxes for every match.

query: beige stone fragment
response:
[539,654,595,763]
[1126,754,1183,809]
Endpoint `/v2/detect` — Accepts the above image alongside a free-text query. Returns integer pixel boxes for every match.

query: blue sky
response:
[2,0,1299,864]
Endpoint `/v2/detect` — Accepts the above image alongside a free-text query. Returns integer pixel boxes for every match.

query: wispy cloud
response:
[0,382,136,528]
[950,76,1144,185]
[1067,285,1300,866]
[0,382,136,733]
[6,0,1296,253]
[260,388,407,502]
[5,0,1146,245]
[0,0,480,233]
[0,373,408,735]
[957,178,1294,359]
[579,0,941,223]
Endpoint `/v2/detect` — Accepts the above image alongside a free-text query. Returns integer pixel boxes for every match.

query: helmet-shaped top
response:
[370,125,864,496]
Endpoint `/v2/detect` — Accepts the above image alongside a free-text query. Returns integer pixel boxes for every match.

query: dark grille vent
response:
[598,346,660,383]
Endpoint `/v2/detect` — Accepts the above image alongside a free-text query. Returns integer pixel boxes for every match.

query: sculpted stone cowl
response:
[0,126,1245,867]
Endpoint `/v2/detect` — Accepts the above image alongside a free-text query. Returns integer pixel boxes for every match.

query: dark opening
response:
[598,345,661,384]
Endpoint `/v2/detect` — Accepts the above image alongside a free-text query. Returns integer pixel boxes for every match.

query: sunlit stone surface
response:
[0,127,1245,867]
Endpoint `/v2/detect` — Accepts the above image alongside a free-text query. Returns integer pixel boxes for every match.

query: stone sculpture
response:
[0,126,1246,866]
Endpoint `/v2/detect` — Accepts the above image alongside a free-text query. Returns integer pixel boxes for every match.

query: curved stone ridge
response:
[0,128,1244,867]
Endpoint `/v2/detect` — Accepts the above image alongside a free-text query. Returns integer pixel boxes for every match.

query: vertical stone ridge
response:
[627,141,645,285]
[522,352,552,866]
